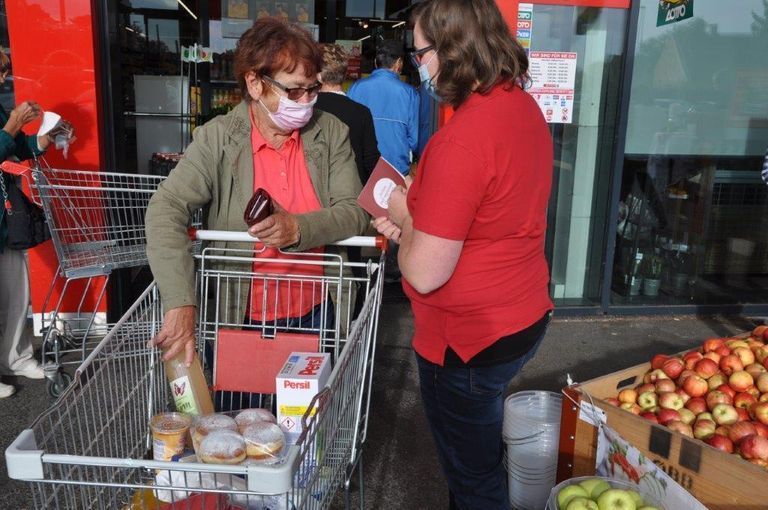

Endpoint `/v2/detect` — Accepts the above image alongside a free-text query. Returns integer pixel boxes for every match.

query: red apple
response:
[735,392,758,411]
[662,357,685,379]
[708,373,728,390]
[674,388,691,404]
[761,394,768,403]
[693,418,717,440]
[604,397,621,406]
[748,339,765,351]
[753,325,768,339]
[745,363,767,380]
[651,353,670,370]
[720,355,744,376]
[715,345,732,357]
[678,408,696,425]
[746,385,761,399]
[683,351,704,370]
[717,384,737,400]
[707,434,735,453]
[695,358,720,379]
[715,425,731,436]
[729,370,754,392]
[737,408,751,422]
[620,402,642,415]
[753,422,768,438]
[685,397,708,414]
[682,375,708,398]
[655,379,677,393]
[740,434,768,461]
[640,411,659,423]
[697,412,714,422]
[635,383,656,394]
[659,392,684,410]
[657,408,682,425]
[618,389,638,404]
[734,347,756,367]
[755,347,768,364]
[667,420,694,438]
[752,402,768,425]
[703,351,722,364]
[678,369,698,385]
[707,390,733,410]
[703,338,725,353]
[728,421,757,444]
[712,404,739,425]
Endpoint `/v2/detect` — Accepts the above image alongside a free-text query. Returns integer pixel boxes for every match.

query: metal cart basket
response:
[1,159,199,397]
[7,234,384,510]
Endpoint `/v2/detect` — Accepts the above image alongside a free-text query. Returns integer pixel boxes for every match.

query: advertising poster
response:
[657,0,694,27]
[527,51,577,124]
[516,3,533,55]
[274,2,290,21]
[225,0,249,19]
[255,1,272,19]
[295,1,311,23]
[336,40,362,80]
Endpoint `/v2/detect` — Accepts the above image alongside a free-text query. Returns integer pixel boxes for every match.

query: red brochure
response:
[357,157,406,218]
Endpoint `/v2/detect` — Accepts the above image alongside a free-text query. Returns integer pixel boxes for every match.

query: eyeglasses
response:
[263,75,321,101]
[409,45,435,67]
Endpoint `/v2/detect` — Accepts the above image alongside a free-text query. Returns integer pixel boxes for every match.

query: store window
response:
[0,0,13,112]
[613,0,768,305]
[521,4,629,308]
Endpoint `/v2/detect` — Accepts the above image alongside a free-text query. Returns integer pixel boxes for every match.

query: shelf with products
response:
[613,159,715,301]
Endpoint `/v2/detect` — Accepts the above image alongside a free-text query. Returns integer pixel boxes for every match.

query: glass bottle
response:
[164,350,214,417]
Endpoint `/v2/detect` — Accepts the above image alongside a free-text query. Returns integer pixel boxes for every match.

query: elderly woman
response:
[374,1,554,508]
[146,18,368,366]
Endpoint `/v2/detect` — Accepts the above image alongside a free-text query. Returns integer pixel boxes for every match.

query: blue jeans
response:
[416,330,547,510]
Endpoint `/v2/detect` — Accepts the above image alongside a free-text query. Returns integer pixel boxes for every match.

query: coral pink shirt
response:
[249,114,324,321]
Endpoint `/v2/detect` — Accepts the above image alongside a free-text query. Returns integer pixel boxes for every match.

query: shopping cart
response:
[1,158,200,397]
[6,232,385,510]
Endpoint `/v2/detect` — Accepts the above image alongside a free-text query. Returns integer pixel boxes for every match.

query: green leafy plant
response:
[644,254,664,279]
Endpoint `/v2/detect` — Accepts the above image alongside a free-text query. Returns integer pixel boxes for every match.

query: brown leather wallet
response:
[244,188,274,226]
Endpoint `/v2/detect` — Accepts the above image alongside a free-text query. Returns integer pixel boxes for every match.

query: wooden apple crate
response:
[558,359,768,510]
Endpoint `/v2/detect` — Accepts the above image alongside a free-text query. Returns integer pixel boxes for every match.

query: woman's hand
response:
[4,101,41,137]
[38,119,74,151]
[248,202,300,248]
[372,217,402,243]
[148,305,197,366]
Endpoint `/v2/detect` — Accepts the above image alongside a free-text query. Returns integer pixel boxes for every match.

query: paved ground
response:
[0,282,757,510]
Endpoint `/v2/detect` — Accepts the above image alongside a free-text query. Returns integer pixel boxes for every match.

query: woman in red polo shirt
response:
[374,0,554,508]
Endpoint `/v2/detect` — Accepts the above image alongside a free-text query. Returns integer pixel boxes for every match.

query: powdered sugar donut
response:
[198,430,246,465]
[235,408,276,433]
[192,413,237,452]
[241,422,285,462]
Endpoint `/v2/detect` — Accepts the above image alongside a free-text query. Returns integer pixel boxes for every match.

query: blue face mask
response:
[417,51,441,102]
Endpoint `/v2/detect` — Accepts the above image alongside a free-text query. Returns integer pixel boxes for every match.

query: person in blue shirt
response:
[348,40,419,175]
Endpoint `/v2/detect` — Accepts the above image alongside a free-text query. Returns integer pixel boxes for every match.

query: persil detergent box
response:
[276,352,331,444]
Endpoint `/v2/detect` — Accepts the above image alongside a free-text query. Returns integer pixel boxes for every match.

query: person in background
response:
[0,47,70,398]
[348,40,418,176]
[316,43,379,184]
[146,18,368,368]
[372,1,554,508]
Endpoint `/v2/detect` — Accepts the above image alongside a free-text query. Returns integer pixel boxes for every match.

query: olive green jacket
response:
[146,101,369,321]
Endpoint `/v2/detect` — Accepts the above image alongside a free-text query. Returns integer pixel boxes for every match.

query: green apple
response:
[558,485,590,509]
[596,489,637,510]
[638,507,660,510]
[579,478,612,499]
[566,497,599,510]
[626,490,644,508]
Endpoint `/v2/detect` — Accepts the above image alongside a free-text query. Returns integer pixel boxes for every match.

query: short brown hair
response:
[234,17,322,100]
[320,44,348,85]
[411,0,528,108]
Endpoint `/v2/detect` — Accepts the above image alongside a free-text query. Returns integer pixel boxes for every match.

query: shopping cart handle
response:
[190,228,387,250]
[0,160,31,176]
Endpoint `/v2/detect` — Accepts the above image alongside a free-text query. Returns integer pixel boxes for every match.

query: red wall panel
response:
[5,0,106,315]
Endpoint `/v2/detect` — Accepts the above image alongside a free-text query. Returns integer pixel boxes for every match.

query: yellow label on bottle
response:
[279,405,317,417]
[169,375,198,415]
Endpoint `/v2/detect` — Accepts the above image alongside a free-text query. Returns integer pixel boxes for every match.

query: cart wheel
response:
[47,372,73,398]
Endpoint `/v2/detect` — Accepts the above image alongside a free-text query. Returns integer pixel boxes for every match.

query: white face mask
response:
[259,94,317,131]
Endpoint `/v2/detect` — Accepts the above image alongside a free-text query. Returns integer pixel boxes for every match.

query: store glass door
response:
[510,1,630,308]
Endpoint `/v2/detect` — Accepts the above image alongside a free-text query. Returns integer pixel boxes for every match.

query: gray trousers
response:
[0,248,35,373]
